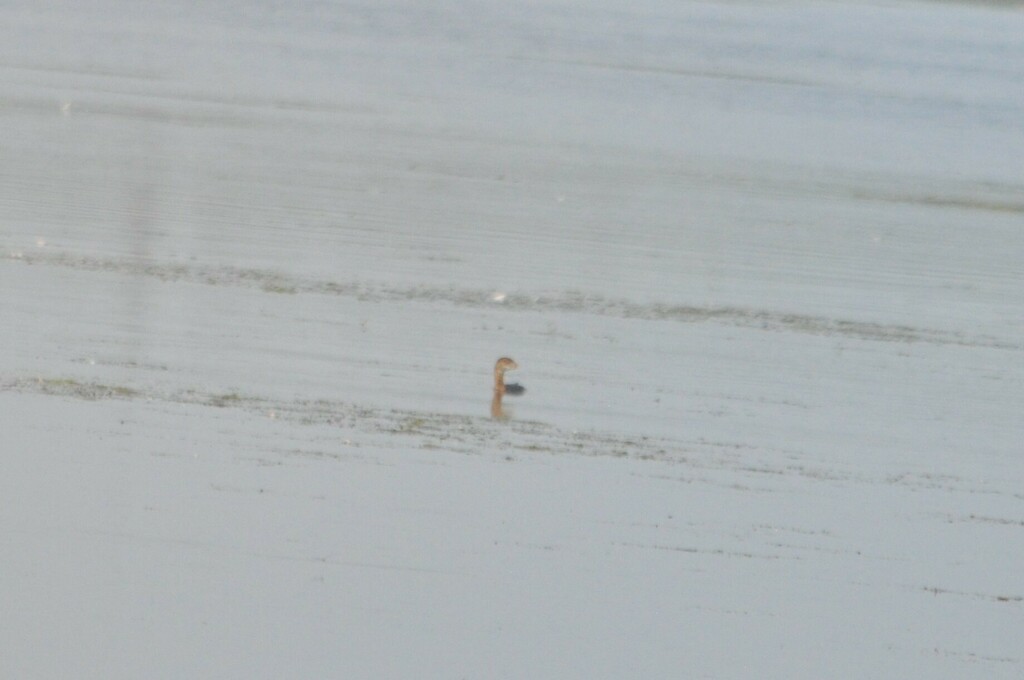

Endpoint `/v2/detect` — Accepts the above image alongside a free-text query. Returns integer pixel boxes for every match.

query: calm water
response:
[2,2,1023,677]
[3,0,1021,436]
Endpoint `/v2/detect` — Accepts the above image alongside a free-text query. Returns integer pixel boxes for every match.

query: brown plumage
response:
[491,357,525,419]
[493,357,518,395]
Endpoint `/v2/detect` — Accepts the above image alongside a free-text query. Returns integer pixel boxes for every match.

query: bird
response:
[491,357,525,419]
[493,357,525,396]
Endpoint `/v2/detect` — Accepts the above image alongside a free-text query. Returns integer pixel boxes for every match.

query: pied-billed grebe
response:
[491,357,525,420]
[493,357,525,396]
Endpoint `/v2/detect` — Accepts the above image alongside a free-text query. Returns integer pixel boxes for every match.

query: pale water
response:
[2,1,1023,678]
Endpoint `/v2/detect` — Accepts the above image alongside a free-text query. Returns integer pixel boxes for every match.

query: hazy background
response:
[3,1,1022,678]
